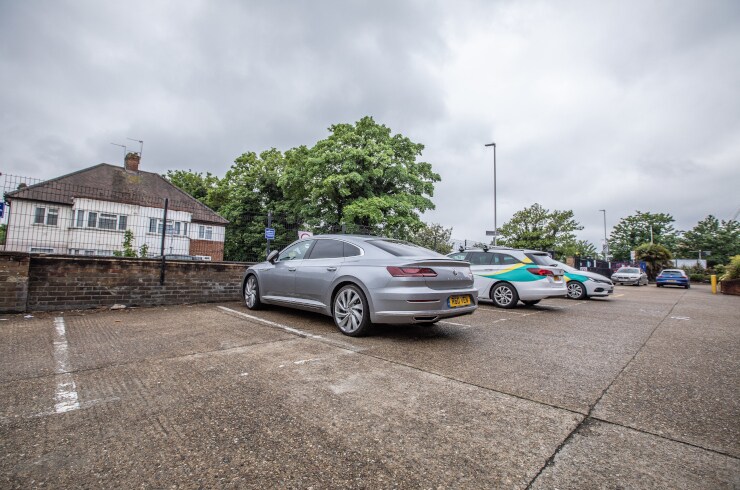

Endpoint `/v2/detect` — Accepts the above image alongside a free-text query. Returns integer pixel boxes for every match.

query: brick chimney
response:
[124,152,141,172]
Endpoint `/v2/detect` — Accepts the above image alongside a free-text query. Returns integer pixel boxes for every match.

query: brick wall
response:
[0,252,30,313]
[189,239,225,261]
[3,255,250,312]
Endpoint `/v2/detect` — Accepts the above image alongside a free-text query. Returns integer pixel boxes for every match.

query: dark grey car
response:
[241,235,478,336]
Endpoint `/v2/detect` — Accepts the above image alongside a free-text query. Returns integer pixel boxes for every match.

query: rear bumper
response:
[369,287,479,324]
[657,279,689,287]
[517,283,568,301]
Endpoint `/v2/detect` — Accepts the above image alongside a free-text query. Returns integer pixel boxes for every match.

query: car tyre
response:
[333,284,371,337]
[491,282,519,309]
[567,281,587,300]
[243,274,262,310]
[522,300,540,306]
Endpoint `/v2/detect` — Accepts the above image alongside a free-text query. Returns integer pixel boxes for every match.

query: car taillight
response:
[387,266,437,277]
[527,268,554,276]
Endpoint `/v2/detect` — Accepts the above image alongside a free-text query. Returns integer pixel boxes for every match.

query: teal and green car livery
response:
[547,259,614,299]
[447,248,567,308]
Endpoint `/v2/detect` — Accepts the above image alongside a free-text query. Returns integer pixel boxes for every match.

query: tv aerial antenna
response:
[127,138,143,158]
[110,142,127,160]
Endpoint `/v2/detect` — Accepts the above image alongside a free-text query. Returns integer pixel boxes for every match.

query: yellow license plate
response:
[449,295,471,308]
[554,275,562,281]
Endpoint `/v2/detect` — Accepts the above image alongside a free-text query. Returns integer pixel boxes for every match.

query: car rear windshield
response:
[662,271,682,276]
[524,252,553,266]
[367,239,441,257]
[619,268,640,274]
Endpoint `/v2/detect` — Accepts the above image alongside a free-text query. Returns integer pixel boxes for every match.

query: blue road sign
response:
[0,202,4,218]
[265,227,276,240]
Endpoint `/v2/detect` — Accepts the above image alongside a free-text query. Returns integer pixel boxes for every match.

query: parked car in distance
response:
[611,267,648,286]
[447,247,566,308]
[241,235,478,336]
[656,269,690,289]
[545,259,614,299]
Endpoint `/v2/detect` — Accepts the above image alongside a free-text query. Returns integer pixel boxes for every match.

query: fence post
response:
[159,198,168,285]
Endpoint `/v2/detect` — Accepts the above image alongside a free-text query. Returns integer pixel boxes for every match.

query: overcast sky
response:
[2,0,739,247]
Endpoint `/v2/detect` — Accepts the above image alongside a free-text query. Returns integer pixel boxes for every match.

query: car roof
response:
[452,247,548,254]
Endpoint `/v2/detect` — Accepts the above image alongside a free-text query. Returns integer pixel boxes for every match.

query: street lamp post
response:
[599,209,608,261]
[485,142,497,246]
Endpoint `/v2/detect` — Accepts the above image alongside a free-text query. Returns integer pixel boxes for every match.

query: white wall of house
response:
[5,199,73,253]
[5,198,224,257]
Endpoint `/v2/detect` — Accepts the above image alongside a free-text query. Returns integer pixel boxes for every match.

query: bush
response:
[721,255,740,281]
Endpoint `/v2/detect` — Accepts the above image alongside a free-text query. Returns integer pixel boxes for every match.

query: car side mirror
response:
[266,250,279,263]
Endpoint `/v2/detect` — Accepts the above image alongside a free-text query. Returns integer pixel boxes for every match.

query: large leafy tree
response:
[409,223,453,254]
[214,149,299,262]
[676,215,740,267]
[497,203,583,256]
[164,169,221,210]
[609,211,678,260]
[280,116,440,239]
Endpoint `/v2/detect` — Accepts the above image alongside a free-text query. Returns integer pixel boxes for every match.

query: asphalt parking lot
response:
[1,284,738,488]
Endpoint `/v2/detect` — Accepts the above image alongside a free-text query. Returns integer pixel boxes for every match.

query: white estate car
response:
[447,248,567,308]
[546,259,614,299]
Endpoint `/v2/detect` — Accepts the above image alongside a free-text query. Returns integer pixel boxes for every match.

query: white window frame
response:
[198,225,213,240]
[33,206,59,226]
[148,219,189,236]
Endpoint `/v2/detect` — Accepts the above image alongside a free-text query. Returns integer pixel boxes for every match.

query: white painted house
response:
[3,153,228,260]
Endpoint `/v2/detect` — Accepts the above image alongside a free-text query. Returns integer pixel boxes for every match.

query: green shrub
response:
[721,255,740,281]
[689,273,705,282]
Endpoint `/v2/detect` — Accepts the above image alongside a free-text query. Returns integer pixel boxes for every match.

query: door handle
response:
[288,267,297,272]
[327,267,337,271]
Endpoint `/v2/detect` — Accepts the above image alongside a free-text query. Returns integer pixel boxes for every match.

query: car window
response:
[524,252,552,266]
[307,239,344,260]
[447,252,468,261]
[468,252,494,265]
[618,268,640,274]
[277,240,314,261]
[344,242,362,257]
[367,239,442,257]
[493,253,521,265]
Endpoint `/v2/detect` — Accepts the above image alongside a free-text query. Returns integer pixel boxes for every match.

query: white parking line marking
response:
[438,320,473,327]
[216,306,363,352]
[294,358,322,365]
[53,317,80,414]
[670,316,691,321]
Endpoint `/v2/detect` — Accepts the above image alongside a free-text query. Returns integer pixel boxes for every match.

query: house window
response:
[198,225,213,240]
[148,219,189,236]
[98,213,117,230]
[33,207,59,226]
[81,211,126,230]
[30,247,54,253]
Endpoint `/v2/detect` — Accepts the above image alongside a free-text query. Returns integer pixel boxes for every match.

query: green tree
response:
[676,215,740,267]
[163,169,221,210]
[280,116,440,239]
[409,223,453,254]
[497,203,584,256]
[609,211,678,260]
[214,149,301,261]
[635,243,673,280]
[0,224,6,245]
[564,239,598,259]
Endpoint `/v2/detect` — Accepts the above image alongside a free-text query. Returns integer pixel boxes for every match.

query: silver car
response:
[241,235,478,336]
[611,267,649,286]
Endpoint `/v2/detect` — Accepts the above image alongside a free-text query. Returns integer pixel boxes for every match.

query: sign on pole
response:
[265,228,276,240]
[0,202,4,218]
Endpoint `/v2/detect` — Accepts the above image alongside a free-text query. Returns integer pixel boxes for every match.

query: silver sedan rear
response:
[241,235,478,336]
